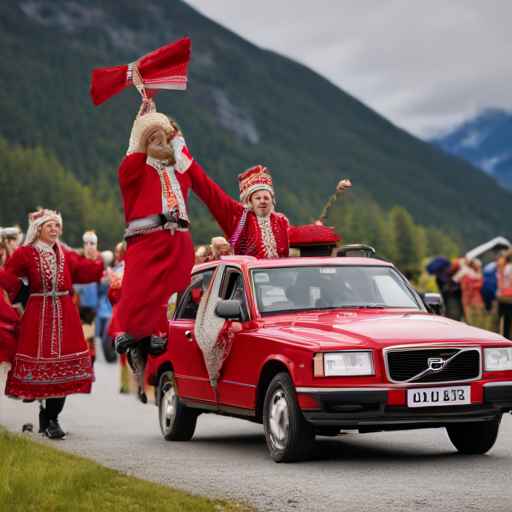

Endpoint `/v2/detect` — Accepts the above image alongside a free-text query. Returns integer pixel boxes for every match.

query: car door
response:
[213,268,257,410]
[170,268,217,404]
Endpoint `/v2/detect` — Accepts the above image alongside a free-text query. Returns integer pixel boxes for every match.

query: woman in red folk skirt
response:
[0,210,103,439]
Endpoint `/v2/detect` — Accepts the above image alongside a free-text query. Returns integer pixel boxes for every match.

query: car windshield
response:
[251,265,421,314]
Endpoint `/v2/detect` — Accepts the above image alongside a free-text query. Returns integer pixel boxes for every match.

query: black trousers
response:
[39,397,66,431]
[499,301,512,340]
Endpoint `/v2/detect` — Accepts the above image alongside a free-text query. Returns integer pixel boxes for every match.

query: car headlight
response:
[484,347,512,372]
[322,351,375,377]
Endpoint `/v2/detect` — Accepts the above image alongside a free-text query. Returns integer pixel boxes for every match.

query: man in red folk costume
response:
[218,166,290,258]
[0,210,103,439]
[200,165,351,259]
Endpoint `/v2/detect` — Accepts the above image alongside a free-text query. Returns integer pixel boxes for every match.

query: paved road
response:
[1,361,511,512]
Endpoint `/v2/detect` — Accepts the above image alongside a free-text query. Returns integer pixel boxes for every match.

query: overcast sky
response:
[184,0,512,139]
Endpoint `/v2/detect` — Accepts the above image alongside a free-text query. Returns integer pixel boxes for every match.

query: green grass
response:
[0,427,253,512]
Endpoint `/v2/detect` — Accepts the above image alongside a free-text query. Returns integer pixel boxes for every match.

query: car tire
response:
[446,416,501,454]
[263,372,316,462]
[158,371,198,441]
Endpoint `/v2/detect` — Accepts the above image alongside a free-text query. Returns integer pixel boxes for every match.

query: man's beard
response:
[256,205,273,217]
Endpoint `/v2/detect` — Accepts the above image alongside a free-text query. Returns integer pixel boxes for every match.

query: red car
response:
[145,255,512,462]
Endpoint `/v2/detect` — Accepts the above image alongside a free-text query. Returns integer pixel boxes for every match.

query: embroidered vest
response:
[232,211,287,259]
[147,158,189,229]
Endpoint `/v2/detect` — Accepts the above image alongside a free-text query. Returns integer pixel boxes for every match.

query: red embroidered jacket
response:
[120,148,208,224]
[191,175,290,258]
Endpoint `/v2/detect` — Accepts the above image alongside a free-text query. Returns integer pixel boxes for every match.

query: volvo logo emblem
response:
[428,357,445,371]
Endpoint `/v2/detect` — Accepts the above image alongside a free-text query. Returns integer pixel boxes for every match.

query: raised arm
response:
[65,248,104,285]
[0,291,21,364]
[186,153,244,239]
[0,247,28,297]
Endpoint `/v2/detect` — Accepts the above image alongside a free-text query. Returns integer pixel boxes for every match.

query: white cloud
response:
[184,0,512,138]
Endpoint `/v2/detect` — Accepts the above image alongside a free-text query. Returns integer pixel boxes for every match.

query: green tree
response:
[388,205,427,280]
[0,139,124,248]
[425,226,460,259]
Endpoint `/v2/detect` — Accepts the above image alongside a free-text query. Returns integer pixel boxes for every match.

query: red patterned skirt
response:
[4,295,94,400]
[6,352,94,399]
[109,229,195,340]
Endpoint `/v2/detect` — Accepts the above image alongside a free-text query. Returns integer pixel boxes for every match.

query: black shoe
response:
[149,334,167,353]
[138,388,148,404]
[45,420,66,440]
[102,335,118,363]
[115,333,139,354]
[22,423,33,433]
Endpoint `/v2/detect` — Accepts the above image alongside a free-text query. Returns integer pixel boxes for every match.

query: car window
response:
[217,268,250,322]
[174,270,214,320]
[167,293,178,320]
[252,265,421,314]
[228,274,250,322]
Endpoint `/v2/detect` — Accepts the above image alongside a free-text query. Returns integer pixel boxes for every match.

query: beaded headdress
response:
[238,165,275,206]
[25,209,62,246]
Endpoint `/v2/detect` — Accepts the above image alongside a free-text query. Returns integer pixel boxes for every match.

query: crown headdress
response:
[238,166,275,206]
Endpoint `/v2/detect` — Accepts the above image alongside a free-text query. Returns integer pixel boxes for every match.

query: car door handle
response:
[185,330,193,341]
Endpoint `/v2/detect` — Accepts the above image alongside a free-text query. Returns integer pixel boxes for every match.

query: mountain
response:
[430,109,512,191]
[1,0,512,249]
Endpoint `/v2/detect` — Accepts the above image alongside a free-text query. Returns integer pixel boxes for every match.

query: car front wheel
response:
[446,416,501,454]
[158,371,198,441]
[263,372,315,462]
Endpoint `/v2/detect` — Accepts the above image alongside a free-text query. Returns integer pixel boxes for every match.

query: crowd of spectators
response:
[428,249,512,339]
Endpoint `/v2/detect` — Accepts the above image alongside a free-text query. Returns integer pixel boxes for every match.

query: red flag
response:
[90,37,191,106]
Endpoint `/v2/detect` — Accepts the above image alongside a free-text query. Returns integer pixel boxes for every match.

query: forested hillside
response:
[0,0,511,249]
[325,198,461,278]
[0,139,124,246]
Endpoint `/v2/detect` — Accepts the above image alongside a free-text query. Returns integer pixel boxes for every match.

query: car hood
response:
[264,310,506,350]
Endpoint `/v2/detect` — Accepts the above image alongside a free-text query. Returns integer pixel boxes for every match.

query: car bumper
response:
[297,383,512,430]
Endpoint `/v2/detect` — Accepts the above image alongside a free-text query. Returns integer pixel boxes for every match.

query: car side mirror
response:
[423,293,445,316]
[215,300,242,320]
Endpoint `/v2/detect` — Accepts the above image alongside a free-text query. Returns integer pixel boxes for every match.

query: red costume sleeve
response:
[108,285,120,306]
[0,247,28,297]
[119,153,147,187]
[187,159,244,239]
[65,250,104,285]
[0,291,20,364]
[275,213,291,257]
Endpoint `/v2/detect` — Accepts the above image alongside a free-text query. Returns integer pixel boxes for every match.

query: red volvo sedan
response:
[144,256,512,462]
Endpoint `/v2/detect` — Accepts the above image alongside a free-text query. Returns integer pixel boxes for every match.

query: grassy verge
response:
[0,427,252,512]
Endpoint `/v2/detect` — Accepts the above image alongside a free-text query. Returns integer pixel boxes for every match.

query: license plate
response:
[407,385,471,408]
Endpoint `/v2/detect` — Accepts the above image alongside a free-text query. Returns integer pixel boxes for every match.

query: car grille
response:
[386,348,480,383]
